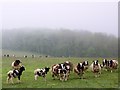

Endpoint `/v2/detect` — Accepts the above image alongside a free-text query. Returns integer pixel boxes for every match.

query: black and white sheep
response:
[34,67,50,81]
[7,66,25,84]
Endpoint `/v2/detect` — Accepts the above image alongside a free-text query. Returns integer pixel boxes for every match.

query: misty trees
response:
[2,29,118,57]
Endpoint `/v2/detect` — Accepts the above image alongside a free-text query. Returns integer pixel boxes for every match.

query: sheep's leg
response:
[111,70,113,73]
[59,75,63,81]
[60,77,62,81]
[96,72,99,77]
[10,77,14,84]
[65,74,69,81]
[52,74,55,80]
[65,73,69,81]
[6,77,10,83]
[82,73,85,79]
[67,73,70,79]
[94,73,97,77]
[63,74,66,81]
[17,76,21,83]
[35,75,38,80]
[60,77,64,82]
[80,73,83,79]
[105,69,108,71]
[56,74,60,80]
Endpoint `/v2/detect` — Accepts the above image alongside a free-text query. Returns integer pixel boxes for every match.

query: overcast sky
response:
[1,0,118,36]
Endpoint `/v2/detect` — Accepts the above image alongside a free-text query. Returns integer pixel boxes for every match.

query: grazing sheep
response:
[3,54,6,57]
[34,67,50,81]
[102,59,109,71]
[7,66,25,84]
[108,60,118,73]
[74,63,84,79]
[7,54,10,57]
[63,61,73,79]
[82,61,89,71]
[89,60,101,77]
[31,55,35,58]
[12,55,16,57]
[51,64,60,79]
[24,55,27,58]
[51,63,68,81]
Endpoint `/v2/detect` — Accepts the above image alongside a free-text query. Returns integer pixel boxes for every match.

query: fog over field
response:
[2,1,118,36]
[2,0,118,57]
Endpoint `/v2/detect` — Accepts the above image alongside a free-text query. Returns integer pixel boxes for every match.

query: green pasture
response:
[2,57,118,88]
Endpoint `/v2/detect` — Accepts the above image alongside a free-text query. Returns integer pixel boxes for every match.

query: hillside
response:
[2,29,118,57]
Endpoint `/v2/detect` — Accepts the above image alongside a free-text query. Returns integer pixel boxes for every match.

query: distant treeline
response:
[2,29,118,57]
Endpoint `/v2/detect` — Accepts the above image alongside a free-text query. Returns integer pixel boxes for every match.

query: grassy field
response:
[2,57,118,88]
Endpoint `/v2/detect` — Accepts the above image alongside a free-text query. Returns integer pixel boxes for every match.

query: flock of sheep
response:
[6,59,118,84]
